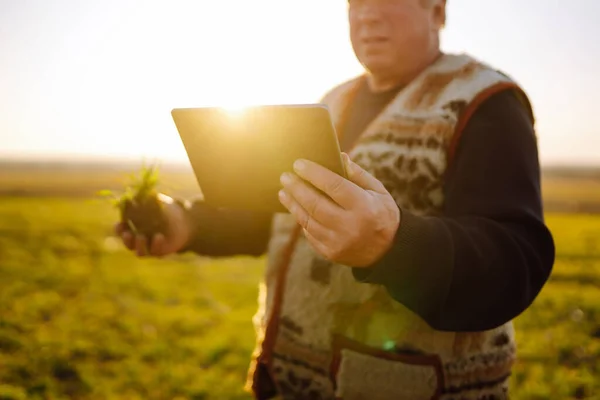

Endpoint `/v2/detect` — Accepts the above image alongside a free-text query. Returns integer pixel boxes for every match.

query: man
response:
[116,0,555,398]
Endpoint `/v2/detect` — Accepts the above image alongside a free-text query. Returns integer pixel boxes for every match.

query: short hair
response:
[421,0,445,8]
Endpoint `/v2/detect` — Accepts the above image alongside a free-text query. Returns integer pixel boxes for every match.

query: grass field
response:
[0,163,599,399]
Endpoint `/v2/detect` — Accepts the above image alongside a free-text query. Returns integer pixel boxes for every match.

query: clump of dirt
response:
[99,163,168,247]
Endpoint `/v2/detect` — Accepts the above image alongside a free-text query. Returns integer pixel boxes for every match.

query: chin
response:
[357,49,392,69]
[361,58,394,76]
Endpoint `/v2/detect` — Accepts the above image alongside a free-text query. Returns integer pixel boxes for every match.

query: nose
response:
[354,3,384,24]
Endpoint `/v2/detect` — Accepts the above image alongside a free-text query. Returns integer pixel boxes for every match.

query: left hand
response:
[278,152,401,268]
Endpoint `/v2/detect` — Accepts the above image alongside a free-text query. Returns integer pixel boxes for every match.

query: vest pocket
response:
[331,335,444,400]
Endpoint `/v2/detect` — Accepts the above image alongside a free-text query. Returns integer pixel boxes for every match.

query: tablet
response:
[171,104,347,213]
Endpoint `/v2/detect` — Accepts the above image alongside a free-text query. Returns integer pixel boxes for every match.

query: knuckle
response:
[297,209,310,230]
[289,201,299,217]
[300,215,308,230]
[355,168,367,180]
[366,206,379,223]
[325,243,343,261]
[122,233,133,249]
[362,199,379,220]
[303,215,313,232]
[307,196,321,216]
[385,195,400,213]
[150,243,161,257]
[322,246,335,260]
[326,177,344,194]
[347,228,361,246]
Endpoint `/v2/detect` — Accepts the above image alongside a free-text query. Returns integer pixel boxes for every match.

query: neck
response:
[365,49,443,93]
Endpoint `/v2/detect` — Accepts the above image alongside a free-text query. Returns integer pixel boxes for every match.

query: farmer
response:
[116,0,555,398]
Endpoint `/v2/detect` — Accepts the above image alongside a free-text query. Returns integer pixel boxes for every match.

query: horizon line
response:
[1,151,599,170]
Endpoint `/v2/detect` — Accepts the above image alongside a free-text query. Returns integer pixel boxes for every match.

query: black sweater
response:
[180,88,555,333]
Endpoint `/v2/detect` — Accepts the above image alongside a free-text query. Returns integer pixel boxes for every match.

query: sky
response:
[1,0,599,166]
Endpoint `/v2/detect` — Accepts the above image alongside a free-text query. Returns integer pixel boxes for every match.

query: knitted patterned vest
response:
[246,53,534,400]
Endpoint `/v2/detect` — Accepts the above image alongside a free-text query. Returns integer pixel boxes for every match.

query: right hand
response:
[114,193,193,257]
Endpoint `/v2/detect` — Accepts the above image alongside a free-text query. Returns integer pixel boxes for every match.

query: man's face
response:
[348,0,441,76]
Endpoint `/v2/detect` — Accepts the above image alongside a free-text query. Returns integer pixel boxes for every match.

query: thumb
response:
[342,152,387,193]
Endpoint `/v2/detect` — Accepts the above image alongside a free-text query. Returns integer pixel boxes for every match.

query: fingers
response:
[113,193,180,258]
[150,233,167,257]
[291,159,364,209]
[341,153,387,193]
[115,223,134,250]
[131,234,168,257]
[122,231,135,250]
[302,228,332,259]
[114,222,125,235]
[135,235,148,257]
[280,172,343,226]
[134,234,164,257]
[115,222,166,257]
[278,189,333,243]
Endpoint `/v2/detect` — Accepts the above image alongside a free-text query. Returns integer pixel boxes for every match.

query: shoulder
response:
[448,87,538,171]
[443,55,537,165]
[460,88,536,148]
[470,88,534,128]
[442,54,535,139]
[452,53,535,123]
[411,53,532,117]
[454,53,536,134]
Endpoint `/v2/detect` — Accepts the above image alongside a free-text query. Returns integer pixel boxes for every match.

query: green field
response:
[0,163,599,399]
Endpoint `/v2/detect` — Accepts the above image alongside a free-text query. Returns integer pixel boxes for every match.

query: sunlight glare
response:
[222,105,248,119]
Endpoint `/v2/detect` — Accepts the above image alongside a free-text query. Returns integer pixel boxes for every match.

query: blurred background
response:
[1,0,599,399]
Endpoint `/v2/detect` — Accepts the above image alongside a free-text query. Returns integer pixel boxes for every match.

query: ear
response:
[432,0,447,30]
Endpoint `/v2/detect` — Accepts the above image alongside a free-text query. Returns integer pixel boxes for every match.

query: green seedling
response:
[98,162,168,245]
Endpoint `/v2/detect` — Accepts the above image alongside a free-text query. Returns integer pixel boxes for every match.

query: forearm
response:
[178,199,273,257]
[352,209,554,332]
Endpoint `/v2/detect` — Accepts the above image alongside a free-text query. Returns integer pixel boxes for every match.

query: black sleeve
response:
[351,89,556,332]
[177,199,274,257]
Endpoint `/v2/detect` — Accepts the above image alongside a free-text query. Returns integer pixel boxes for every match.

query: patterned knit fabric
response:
[246,53,533,400]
